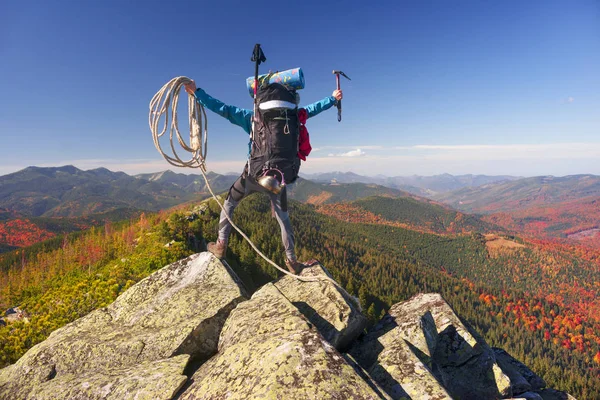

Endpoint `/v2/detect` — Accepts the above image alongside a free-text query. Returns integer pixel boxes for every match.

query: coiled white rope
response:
[149,77,208,171]
[148,77,352,292]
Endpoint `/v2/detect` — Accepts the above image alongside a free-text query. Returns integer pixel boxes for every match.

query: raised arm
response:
[185,81,252,134]
[303,90,343,119]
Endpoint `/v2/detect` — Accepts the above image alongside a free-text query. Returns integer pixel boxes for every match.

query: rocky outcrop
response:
[3,307,29,324]
[350,293,455,399]
[0,253,576,400]
[274,263,367,350]
[0,252,247,400]
[349,293,542,400]
[182,283,380,399]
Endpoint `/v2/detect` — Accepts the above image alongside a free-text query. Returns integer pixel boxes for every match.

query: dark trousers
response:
[217,167,296,261]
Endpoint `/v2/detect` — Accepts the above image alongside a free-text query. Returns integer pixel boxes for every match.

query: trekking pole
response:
[251,44,266,143]
[332,70,351,122]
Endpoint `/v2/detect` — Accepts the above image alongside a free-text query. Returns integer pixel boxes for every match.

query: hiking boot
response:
[207,240,227,259]
[285,258,305,275]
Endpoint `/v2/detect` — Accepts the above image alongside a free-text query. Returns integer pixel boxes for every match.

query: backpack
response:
[249,83,301,186]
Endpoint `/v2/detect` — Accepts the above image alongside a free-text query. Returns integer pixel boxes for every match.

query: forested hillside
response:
[0,207,142,254]
[1,196,598,398]
[288,178,410,205]
[0,167,413,253]
[322,196,500,234]
[483,196,600,249]
[0,166,237,253]
[432,174,600,251]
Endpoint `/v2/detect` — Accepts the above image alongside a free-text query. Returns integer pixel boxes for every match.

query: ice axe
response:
[332,70,351,122]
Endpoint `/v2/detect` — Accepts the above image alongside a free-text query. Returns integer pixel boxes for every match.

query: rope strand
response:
[149,77,350,291]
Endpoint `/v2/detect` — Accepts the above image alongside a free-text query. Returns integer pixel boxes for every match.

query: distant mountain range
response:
[0,166,238,253]
[301,171,520,196]
[433,174,600,246]
[2,166,600,251]
[0,166,238,218]
[433,174,600,213]
[0,166,417,253]
[301,171,600,247]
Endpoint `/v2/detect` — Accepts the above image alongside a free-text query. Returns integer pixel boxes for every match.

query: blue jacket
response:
[193,88,336,135]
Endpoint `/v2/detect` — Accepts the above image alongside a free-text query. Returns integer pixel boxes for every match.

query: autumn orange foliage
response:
[0,219,55,247]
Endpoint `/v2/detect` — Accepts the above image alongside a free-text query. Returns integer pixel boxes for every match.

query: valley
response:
[1,167,600,398]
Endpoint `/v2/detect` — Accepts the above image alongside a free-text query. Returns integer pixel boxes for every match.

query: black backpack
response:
[249,83,300,185]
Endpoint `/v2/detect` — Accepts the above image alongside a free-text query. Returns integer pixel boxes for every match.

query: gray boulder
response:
[180,283,380,399]
[0,252,247,400]
[4,307,29,324]
[494,347,546,392]
[25,355,189,400]
[350,312,453,399]
[274,263,367,350]
[350,293,511,400]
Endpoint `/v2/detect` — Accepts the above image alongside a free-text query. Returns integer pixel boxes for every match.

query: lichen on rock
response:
[26,354,189,400]
[180,283,380,399]
[275,263,367,351]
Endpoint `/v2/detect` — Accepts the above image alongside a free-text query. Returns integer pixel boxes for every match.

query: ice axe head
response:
[332,70,351,89]
[332,70,351,80]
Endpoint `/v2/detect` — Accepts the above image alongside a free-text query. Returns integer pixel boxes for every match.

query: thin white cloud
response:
[340,149,366,157]
[567,97,574,103]
[326,148,366,157]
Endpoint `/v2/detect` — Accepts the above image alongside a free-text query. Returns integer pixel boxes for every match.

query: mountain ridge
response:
[0,165,238,218]
[0,167,440,253]
[434,174,600,248]
[301,171,522,196]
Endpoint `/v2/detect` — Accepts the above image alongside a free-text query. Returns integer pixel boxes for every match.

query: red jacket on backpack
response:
[297,108,311,161]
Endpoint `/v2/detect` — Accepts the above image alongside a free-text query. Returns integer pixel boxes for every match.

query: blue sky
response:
[1,0,598,177]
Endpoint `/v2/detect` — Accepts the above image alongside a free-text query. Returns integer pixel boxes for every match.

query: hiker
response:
[184,80,342,273]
